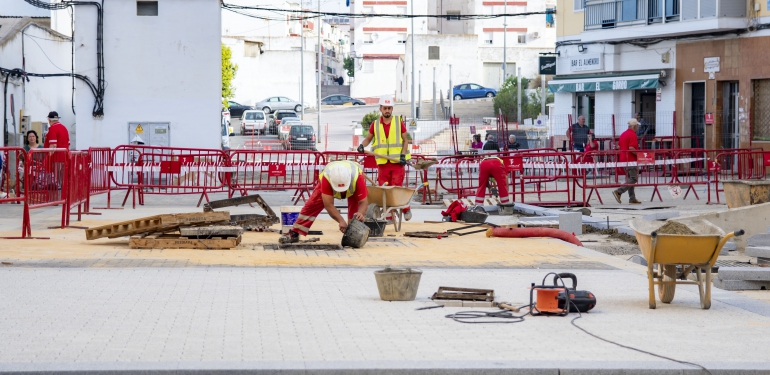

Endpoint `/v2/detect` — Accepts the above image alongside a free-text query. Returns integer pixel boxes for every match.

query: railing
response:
[584,0,743,31]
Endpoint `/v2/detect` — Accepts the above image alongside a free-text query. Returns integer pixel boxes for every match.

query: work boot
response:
[279,230,299,244]
[629,199,642,204]
[612,191,622,204]
[403,210,412,221]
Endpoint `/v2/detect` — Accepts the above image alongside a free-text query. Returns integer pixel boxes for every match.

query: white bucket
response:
[280,206,302,234]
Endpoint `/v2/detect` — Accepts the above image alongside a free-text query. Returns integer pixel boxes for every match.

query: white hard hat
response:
[378,95,394,106]
[327,162,353,192]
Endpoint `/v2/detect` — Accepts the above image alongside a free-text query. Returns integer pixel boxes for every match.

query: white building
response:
[0,17,73,147]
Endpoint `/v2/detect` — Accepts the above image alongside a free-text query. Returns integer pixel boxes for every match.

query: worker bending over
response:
[280,160,369,244]
[358,95,412,221]
[474,156,511,206]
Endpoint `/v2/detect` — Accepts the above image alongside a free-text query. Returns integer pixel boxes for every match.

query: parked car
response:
[221,121,230,150]
[321,95,366,106]
[286,124,317,151]
[448,83,497,100]
[255,96,309,114]
[240,110,268,135]
[226,100,253,118]
[221,108,234,136]
[277,118,302,140]
[268,110,299,134]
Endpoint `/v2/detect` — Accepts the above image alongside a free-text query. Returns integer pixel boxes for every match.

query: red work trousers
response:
[377,161,410,214]
[291,187,360,236]
[474,158,510,205]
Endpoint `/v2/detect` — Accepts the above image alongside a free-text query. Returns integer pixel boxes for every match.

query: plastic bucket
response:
[374,268,423,301]
[364,219,387,237]
[341,219,370,248]
[280,206,302,234]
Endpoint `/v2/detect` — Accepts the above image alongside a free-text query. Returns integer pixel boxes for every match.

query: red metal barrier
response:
[19,148,69,238]
[709,150,768,204]
[65,151,92,226]
[87,147,119,210]
[110,146,230,208]
[512,151,575,206]
[229,150,322,204]
[0,147,25,207]
[321,151,379,183]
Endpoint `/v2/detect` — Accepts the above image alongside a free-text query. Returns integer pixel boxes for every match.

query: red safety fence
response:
[87,147,119,209]
[709,150,768,204]
[228,150,322,204]
[22,148,69,237]
[513,151,575,206]
[0,147,25,206]
[65,151,92,226]
[110,145,230,208]
[321,151,379,184]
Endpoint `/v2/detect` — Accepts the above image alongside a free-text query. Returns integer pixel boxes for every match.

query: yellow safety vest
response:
[318,160,362,199]
[371,115,411,165]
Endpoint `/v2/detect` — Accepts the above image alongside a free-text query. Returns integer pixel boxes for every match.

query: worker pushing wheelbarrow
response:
[629,218,744,310]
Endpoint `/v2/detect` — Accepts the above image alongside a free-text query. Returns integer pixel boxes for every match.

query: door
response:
[690,82,705,148]
[483,63,503,90]
[722,82,739,149]
[576,92,595,130]
[279,97,293,110]
[468,84,483,98]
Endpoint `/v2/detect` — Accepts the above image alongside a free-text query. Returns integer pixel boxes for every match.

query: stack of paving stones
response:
[714,229,770,290]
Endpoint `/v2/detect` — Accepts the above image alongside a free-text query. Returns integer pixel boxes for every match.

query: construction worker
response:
[357,95,412,221]
[280,160,369,244]
[474,156,510,206]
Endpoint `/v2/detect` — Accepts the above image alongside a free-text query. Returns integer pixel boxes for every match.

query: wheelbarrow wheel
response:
[365,203,382,220]
[658,264,677,304]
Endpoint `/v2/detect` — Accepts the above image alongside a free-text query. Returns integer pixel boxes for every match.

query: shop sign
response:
[704,57,720,73]
[569,54,603,72]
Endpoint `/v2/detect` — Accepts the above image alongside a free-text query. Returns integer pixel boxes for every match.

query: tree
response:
[361,111,379,138]
[344,56,355,78]
[523,89,554,120]
[222,44,238,100]
[493,76,530,122]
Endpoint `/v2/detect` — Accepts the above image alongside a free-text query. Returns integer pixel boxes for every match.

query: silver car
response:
[254,96,308,114]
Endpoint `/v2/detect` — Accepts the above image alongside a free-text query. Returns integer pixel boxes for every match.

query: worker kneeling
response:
[280,160,369,244]
[474,157,510,206]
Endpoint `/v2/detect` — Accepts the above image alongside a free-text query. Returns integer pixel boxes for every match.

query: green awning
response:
[548,72,659,93]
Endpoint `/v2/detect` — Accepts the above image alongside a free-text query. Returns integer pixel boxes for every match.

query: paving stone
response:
[616,226,635,236]
[718,267,770,281]
[642,211,680,221]
[723,241,737,251]
[518,216,558,222]
[713,278,770,290]
[558,212,582,235]
[746,246,770,258]
[746,233,770,247]
[629,254,648,266]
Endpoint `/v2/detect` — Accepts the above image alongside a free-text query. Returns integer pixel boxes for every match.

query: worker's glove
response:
[357,144,365,153]
[399,154,407,166]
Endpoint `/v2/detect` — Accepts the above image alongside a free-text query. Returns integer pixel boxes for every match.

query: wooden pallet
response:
[128,233,241,249]
[85,211,230,240]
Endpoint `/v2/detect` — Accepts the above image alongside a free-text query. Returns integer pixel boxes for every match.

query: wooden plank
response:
[86,212,231,240]
[179,226,244,237]
[128,234,241,250]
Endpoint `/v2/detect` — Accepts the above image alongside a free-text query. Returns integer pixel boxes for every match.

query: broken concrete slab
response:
[713,278,770,291]
[673,201,770,251]
[642,211,680,221]
[718,267,770,281]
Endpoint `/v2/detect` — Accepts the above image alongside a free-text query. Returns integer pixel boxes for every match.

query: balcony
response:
[584,0,747,39]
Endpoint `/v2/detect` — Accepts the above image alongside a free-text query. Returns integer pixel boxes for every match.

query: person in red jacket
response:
[474,156,510,206]
[613,119,641,204]
[43,111,70,150]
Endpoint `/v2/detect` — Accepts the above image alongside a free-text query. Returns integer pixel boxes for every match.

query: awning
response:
[548,71,660,93]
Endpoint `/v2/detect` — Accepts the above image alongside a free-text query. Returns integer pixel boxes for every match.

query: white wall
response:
[74,0,221,149]
[0,22,73,147]
[400,34,479,102]
[0,0,49,17]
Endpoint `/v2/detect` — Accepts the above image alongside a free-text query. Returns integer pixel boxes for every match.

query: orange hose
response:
[486,227,583,247]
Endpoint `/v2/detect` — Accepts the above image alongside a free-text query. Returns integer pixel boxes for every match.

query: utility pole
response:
[300,10,304,121]
[502,0,507,85]
[317,0,321,143]
[418,70,421,119]
[541,74,546,117]
[432,67,436,121]
[410,0,415,122]
[517,67,522,123]
[449,64,453,118]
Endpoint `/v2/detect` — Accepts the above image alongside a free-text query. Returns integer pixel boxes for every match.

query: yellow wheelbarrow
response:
[366,185,421,232]
[629,219,744,310]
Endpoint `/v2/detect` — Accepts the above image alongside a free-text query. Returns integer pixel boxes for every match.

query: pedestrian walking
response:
[43,111,70,150]
[613,119,642,205]
[474,156,510,206]
[279,160,368,244]
[358,95,412,221]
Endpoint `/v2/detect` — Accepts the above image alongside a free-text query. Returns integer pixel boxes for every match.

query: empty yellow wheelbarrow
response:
[366,185,422,232]
[629,219,744,310]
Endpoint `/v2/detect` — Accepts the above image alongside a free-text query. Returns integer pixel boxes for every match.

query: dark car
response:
[448,83,497,100]
[269,110,299,134]
[227,101,253,118]
[286,124,317,151]
[321,95,366,106]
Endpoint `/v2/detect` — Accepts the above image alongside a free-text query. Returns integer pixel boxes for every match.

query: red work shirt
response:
[320,173,368,201]
[44,122,70,149]
[618,129,638,162]
[369,117,407,138]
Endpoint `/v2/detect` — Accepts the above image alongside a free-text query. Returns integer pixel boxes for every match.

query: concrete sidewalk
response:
[0,192,769,374]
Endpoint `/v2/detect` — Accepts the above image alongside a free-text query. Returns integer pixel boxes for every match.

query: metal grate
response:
[428,46,440,60]
[753,79,770,141]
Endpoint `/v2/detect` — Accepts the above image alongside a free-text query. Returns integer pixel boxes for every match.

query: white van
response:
[241,110,268,135]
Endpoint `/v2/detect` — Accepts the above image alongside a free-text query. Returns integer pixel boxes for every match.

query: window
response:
[573,0,584,11]
[268,97,279,102]
[280,97,291,102]
[446,10,461,20]
[753,79,770,141]
[137,1,158,16]
[363,60,374,73]
[397,33,407,44]
[428,46,440,60]
[517,33,527,44]
[484,32,493,44]
[469,84,482,90]
[363,33,373,44]
[244,41,261,57]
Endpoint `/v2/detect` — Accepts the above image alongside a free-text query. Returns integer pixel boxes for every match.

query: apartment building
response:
[552,0,770,150]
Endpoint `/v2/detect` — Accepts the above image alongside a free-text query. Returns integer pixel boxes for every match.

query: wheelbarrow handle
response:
[734,229,745,236]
